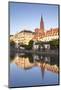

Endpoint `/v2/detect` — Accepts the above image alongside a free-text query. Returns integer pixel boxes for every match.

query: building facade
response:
[10,16,59,46]
[33,16,59,42]
[10,30,34,45]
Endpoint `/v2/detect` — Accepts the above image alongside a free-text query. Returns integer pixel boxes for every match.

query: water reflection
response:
[10,53,59,75]
[10,53,59,87]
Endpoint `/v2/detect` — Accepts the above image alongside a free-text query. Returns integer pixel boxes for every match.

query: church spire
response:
[40,15,44,31]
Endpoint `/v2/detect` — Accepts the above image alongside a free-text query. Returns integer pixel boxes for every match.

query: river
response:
[9,53,59,87]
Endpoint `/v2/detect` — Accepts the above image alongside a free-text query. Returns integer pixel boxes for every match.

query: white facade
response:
[10,30,34,45]
[40,35,59,42]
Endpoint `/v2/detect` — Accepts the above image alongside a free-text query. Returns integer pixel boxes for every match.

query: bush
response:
[20,40,34,50]
[28,40,34,50]
[49,39,59,49]
[10,40,15,48]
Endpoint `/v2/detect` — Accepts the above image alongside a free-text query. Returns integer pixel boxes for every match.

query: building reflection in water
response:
[10,53,59,80]
[11,53,35,70]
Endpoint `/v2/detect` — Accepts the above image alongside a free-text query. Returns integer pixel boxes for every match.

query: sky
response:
[9,2,59,35]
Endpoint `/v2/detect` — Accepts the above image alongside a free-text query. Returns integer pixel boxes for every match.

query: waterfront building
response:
[33,16,59,42]
[10,16,59,46]
[10,30,34,45]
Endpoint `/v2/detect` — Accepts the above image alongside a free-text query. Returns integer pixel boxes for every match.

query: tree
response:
[49,39,59,49]
[10,40,15,48]
[28,40,34,50]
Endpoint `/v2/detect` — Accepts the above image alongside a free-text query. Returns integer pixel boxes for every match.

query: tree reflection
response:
[10,53,59,75]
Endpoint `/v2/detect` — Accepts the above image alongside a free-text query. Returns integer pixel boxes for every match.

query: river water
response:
[9,53,59,87]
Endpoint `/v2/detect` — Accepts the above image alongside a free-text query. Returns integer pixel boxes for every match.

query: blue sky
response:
[9,2,59,35]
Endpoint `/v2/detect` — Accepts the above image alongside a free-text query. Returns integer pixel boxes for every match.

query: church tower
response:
[40,16,44,31]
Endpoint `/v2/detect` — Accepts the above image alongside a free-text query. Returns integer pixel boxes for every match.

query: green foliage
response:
[49,39,59,49]
[10,40,15,47]
[28,40,34,49]
[10,40,16,53]
[20,40,34,50]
